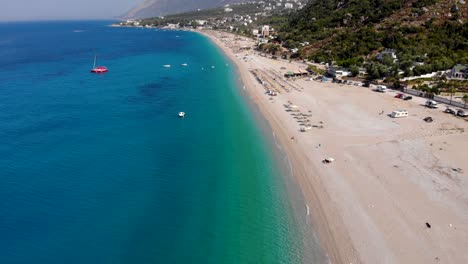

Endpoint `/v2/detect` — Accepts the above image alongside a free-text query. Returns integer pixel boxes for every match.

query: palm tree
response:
[446,81,457,105]
[448,87,457,105]
[462,94,468,109]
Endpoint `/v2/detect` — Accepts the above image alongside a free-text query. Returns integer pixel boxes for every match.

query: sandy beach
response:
[199,30,468,263]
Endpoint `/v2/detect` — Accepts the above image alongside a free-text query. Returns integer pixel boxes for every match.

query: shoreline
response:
[197,30,352,263]
[230,57,329,263]
[197,29,468,264]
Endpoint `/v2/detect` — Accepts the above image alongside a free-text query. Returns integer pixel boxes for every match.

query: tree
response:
[418,84,430,92]
[448,86,457,105]
[271,45,280,55]
[430,86,440,95]
[462,94,468,108]
[382,54,395,67]
[350,65,359,76]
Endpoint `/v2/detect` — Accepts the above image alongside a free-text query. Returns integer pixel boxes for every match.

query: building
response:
[195,20,207,25]
[377,49,397,62]
[449,64,468,80]
[224,7,233,12]
[327,67,352,77]
[285,3,294,9]
[358,67,367,77]
[261,25,270,37]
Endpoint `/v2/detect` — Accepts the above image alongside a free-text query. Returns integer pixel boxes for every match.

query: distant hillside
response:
[123,0,247,19]
[279,0,467,78]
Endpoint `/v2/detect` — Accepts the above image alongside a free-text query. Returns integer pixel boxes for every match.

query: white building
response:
[224,7,233,12]
[261,25,270,37]
[195,20,207,25]
[285,3,294,9]
[327,67,352,77]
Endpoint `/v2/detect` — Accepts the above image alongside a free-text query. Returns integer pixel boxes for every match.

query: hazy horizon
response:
[1,0,144,21]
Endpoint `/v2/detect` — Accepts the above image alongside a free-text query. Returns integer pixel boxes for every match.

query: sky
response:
[1,0,144,21]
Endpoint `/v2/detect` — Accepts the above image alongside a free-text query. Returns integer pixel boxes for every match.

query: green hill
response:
[124,0,246,19]
[278,0,468,78]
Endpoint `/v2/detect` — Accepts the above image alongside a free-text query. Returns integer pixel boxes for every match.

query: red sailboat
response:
[90,55,108,73]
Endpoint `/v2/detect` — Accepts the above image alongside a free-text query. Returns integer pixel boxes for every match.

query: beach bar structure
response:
[284,70,309,78]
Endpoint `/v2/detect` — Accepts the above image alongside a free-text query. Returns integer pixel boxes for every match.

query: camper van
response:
[376,85,387,92]
[425,100,439,109]
[391,110,408,118]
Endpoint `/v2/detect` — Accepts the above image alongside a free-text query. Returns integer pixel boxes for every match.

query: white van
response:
[425,100,439,109]
[391,110,408,118]
[377,85,387,92]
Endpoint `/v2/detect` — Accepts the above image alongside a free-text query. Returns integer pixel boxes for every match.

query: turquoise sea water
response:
[0,21,314,263]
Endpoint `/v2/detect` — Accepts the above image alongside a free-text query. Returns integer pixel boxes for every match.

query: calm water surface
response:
[0,21,313,263]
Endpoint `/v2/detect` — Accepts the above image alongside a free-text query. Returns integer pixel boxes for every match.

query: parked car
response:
[423,117,433,123]
[457,110,468,117]
[445,108,456,115]
[425,100,439,109]
[403,96,412,100]
[395,93,404,98]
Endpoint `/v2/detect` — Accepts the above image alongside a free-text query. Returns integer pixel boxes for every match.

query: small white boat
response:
[178,112,185,118]
[181,63,188,66]
[163,64,171,68]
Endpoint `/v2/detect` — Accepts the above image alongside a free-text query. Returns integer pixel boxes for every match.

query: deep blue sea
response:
[0,21,321,263]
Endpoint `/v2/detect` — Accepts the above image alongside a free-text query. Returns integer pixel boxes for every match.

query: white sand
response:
[200,30,468,264]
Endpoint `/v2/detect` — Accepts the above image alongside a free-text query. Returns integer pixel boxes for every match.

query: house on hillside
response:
[377,49,397,62]
[448,64,468,80]
[327,67,352,77]
[358,67,367,77]
[195,20,207,25]
[261,25,270,37]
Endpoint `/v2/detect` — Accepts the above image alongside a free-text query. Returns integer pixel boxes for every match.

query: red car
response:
[395,93,404,98]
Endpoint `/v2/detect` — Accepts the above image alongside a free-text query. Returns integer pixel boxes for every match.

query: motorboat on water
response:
[178,112,185,118]
[163,64,171,68]
[181,63,188,66]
